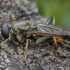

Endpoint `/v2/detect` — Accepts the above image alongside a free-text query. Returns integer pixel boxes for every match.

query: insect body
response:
[1,16,70,60]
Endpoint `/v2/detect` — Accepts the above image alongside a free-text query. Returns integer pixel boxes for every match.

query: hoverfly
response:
[0,16,70,60]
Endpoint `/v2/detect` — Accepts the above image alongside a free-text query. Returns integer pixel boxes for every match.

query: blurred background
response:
[32,0,70,27]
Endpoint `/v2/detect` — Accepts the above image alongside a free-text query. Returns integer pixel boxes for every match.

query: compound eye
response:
[1,24,9,39]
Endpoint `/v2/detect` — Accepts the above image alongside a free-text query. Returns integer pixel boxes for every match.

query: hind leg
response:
[45,16,67,57]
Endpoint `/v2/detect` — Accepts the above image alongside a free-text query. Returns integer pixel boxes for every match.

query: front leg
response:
[0,36,11,46]
[24,39,29,61]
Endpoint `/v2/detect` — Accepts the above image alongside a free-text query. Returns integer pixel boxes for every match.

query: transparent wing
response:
[37,23,70,36]
[27,23,70,36]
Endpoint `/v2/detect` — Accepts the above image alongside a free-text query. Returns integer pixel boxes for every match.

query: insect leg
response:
[44,16,57,46]
[0,36,11,46]
[49,16,59,48]
[58,40,70,48]
[45,16,63,55]
[24,39,29,61]
[36,16,55,44]
[53,38,67,57]
[53,37,58,49]
[45,16,58,47]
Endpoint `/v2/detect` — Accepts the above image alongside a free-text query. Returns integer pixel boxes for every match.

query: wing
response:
[37,23,70,36]
[27,23,70,37]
